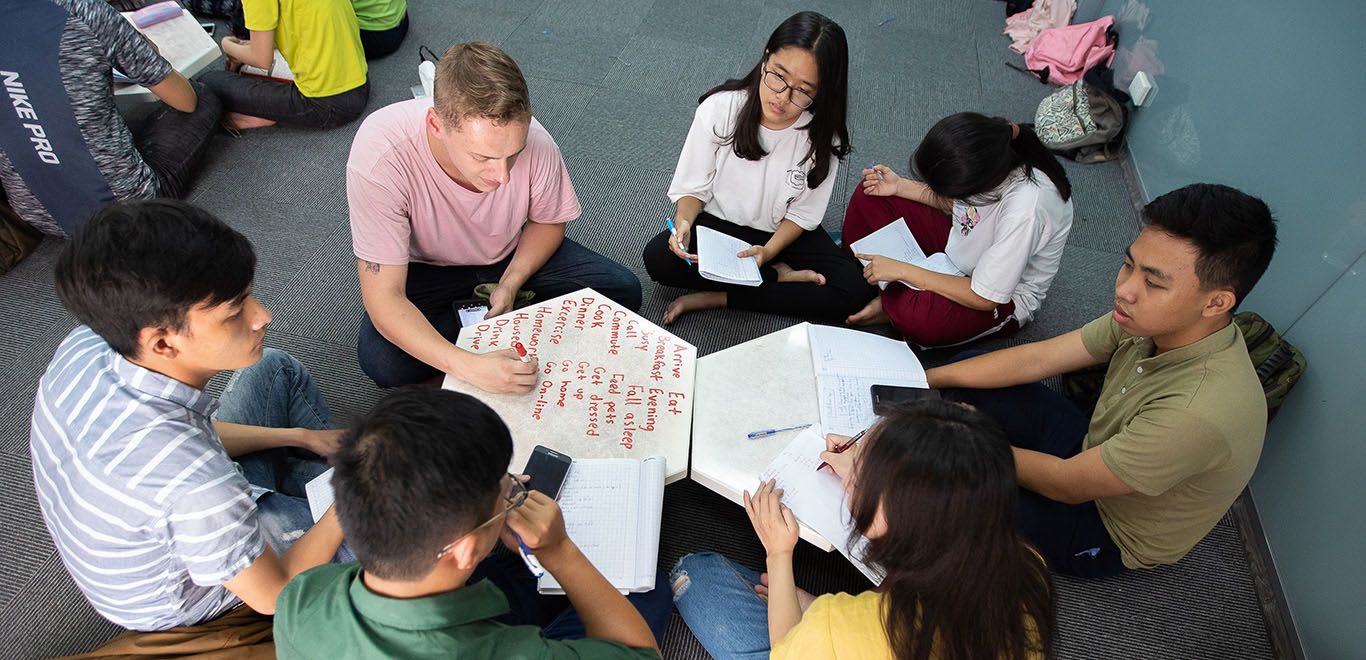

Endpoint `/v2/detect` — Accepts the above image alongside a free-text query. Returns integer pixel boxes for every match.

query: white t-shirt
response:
[945,168,1073,323]
[667,90,839,232]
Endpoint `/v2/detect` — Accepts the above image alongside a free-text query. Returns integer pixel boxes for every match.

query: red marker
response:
[513,342,531,363]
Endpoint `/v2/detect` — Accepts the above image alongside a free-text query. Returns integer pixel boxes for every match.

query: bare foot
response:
[754,572,817,612]
[662,291,726,324]
[772,262,826,285]
[223,112,277,130]
[846,296,890,326]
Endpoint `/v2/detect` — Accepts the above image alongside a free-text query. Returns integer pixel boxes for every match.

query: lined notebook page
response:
[539,459,642,593]
[696,226,762,286]
[634,456,666,589]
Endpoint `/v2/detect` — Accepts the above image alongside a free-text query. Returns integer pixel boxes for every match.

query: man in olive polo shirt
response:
[924,183,1277,577]
[273,388,669,658]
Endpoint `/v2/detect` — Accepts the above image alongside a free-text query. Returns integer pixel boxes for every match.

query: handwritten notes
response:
[696,226,762,286]
[850,218,964,290]
[806,324,927,436]
[538,456,666,594]
[444,289,696,481]
[760,427,884,584]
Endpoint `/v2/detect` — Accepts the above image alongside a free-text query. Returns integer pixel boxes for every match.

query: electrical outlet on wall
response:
[1130,71,1157,106]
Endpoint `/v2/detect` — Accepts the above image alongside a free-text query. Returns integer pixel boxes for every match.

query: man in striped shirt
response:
[30,200,344,654]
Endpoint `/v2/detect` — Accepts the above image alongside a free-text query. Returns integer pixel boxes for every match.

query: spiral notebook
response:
[538,456,667,594]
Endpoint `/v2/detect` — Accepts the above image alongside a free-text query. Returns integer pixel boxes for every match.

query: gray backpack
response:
[1034,80,1127,163]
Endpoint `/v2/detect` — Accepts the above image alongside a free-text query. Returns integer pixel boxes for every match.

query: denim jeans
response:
[467,551,673,645]
[214,348,337,557]
[670,552,772,660]
[940,352,1126,578]
[131,81,222,199]
[358,237,644,387]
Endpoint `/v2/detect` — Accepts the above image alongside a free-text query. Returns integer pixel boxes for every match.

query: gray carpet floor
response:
[0,0,1275,658]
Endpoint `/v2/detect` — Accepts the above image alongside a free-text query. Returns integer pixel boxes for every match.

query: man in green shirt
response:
[921,183,1278,577]
[273,388,668,658]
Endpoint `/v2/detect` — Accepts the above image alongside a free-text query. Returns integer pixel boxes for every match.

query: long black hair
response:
[699,11,850,189]
[913,112,1072,204]
[848,399,1055,660]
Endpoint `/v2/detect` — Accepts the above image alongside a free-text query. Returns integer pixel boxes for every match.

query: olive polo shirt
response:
[274,563,656,659]
[1080,313,1266,569]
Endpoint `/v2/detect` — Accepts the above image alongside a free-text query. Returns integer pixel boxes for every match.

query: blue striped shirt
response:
[29,327,264,631]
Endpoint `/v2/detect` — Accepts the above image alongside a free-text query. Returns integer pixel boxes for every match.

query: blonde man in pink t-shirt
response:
[348,42,641,391]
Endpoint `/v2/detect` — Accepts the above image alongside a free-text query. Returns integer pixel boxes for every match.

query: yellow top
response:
[771,591,1045,660]
[772,592,892,660]
[242,0,367,98]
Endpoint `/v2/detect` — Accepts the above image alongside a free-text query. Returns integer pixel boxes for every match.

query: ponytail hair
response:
[700,11,851,189]
[912,112,1072,204]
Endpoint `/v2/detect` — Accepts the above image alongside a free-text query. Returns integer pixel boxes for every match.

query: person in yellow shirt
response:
[201,0,369,130]
[671,399,1054,660]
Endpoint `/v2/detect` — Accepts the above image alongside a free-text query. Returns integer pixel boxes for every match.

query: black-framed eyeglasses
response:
[761,67,816,109]
[436,473,528,559]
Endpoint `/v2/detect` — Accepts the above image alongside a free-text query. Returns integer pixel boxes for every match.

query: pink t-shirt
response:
[347,98,581,266]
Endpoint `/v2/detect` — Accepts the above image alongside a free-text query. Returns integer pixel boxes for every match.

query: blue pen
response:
[515,534,546,577]
[866,163,884,180]
[747,423,814,439]
[666,218,693,266]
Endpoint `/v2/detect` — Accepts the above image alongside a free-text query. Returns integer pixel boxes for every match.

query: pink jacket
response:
[1025,15,1116,84]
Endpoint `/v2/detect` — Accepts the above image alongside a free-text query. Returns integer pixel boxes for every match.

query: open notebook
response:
[539,456,666,594]
[696,226,762,286]
[302,457,667,594]
[849,218,963,289]
[806,323,929,436]
[761,426,884,585]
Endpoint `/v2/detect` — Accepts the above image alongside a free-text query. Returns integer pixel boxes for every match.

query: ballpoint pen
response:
[746,423,813,439]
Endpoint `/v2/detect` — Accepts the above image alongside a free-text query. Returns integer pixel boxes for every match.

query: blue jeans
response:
[468,551,673,645]
[358,238,644,387]
[940,352,1126,578]
[670,552,772,660]
[215,349,338,557]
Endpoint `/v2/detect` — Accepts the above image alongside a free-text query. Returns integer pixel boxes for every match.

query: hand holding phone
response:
[522,445,572,499]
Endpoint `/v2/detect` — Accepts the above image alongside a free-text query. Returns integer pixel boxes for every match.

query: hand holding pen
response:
[861,164,901,197]
[666,217,697,265]
[816,429,865,482]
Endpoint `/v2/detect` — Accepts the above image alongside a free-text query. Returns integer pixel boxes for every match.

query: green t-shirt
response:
[242,0,367,98]
[274,563,656,660]
[1081,313,1267,569]
[352,0,406,31]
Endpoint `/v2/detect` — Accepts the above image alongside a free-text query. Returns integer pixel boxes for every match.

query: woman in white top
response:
[843,113,1074,347]
[641,11,874,324]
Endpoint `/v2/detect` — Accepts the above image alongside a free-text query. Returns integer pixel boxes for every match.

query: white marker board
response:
[443,289,696,482]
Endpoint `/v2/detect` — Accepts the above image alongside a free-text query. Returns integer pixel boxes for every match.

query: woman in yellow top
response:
[202,0,369,130]
[671,399,1055,660]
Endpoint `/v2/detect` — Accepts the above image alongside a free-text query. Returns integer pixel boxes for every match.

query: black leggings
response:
[359,13,410,59]
[200,71,369,129]
[641,212,875,320]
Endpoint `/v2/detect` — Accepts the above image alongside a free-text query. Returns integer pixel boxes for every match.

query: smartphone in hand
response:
[522,445,573,499]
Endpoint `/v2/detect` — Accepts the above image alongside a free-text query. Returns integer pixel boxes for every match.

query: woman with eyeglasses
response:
[671,399,1055,660]
[842,112,1075,348]
[641,11,874,324]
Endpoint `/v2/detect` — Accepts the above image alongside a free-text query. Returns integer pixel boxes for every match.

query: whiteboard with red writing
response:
[442,288,696,483]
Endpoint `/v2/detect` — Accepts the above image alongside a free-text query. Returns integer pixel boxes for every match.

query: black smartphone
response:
[870,384,941,415]
[522,445,573,499]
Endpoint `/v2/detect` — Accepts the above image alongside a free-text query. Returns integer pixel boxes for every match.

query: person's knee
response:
[602,265,643,311]
[670,552,727,597]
